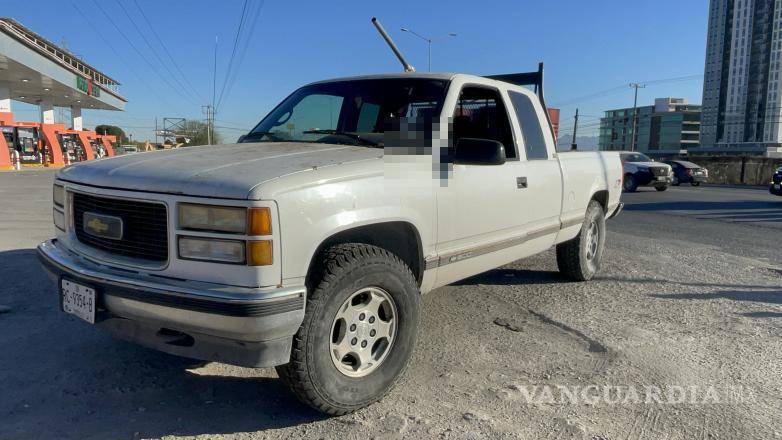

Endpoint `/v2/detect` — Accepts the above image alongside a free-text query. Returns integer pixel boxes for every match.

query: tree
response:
[94,125,129,144]
[178,120,221,146]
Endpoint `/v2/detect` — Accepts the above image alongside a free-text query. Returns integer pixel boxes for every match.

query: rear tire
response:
[557,200,606,281]
[276,243,421,415]
[655,185,668,192]
[691,182,700,187]
[623,174,638,192]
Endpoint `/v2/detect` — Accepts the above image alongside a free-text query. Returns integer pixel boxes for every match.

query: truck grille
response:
[72,193,169,262]
[650,167,669,176]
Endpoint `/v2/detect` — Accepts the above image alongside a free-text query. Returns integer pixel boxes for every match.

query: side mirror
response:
[454,138,506,165]
[237,135,247,143]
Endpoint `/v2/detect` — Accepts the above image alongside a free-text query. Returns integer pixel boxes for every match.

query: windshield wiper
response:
[241,131,282,142]
[302,129,379,147]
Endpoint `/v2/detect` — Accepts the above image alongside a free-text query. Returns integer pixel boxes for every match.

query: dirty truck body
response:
[38,71,623,414]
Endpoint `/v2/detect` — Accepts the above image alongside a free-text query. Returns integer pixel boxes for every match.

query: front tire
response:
[557,200,606,281]
[276,244,421,415]
[691,182,700,187]
[655,185,668,191]
[623,174,638,192]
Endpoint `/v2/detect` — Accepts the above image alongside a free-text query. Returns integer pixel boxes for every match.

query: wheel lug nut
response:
[370,329,376,337]
[349,324,356,332]
[351,338,357,345]
[359,313,366,321]
[368,316,375,323]
[361,340,367,348]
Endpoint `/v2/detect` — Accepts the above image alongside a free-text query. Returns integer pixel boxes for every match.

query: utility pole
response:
[202,105,214,145]
[629,83,645,152]
[571,108,579,151]
[210,35,218,146]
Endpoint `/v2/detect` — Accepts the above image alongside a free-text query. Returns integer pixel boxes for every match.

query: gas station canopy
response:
[0,17,126,111]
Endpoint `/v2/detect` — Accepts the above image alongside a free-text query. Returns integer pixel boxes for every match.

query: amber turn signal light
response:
[247,240,273,266]
[248,207,272,235]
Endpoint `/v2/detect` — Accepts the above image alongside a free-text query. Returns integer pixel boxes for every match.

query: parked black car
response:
[619,152,673,192]
[770,166,782,196]
[664,160,709,186]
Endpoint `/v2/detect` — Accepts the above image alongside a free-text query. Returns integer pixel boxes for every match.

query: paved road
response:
[1,170,780,439]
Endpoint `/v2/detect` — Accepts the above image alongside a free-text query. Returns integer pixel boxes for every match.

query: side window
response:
[508,91,549,160]
[452,86,516,159]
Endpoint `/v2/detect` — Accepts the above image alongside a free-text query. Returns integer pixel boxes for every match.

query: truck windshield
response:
[242,78,448,147]
[621,152,653,163]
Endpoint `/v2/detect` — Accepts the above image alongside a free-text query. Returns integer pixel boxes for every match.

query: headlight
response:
[53,184,64,207]
[53,208,65,231]
[178,236,246,264]
[179,204,246,233]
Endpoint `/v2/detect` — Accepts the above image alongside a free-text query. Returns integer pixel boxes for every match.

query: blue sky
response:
[6,0,709,142]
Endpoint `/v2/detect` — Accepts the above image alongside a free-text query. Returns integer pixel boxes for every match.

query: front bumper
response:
[37,239,305,367]
[770,183,782,196]
[607,202,624,219]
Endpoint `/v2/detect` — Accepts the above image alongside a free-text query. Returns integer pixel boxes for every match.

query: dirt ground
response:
[1,170,780,439]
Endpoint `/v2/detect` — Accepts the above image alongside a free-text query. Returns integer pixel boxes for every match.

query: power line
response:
[91,0,198,107]
[71,2,180,112]
[551,74,704,108]
[215,0,250,111]
[132,0,205,102]
[218,0,265,112]
[114,0,199,106]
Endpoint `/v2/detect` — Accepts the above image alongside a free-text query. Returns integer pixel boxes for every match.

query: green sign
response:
[75,76,100,98]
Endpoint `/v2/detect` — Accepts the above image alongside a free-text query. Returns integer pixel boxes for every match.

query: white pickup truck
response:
[38,68,623,414]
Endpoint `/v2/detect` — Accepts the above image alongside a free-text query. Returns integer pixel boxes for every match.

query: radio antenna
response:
[371,17,415,72]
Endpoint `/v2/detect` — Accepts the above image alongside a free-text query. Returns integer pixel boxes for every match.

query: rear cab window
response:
[507,91,549,160]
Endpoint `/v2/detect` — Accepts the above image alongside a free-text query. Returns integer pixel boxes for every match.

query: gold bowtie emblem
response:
[87,217,110,234]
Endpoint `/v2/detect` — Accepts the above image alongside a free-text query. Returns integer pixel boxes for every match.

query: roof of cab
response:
[309,72,456,85]
[308,72,540,94]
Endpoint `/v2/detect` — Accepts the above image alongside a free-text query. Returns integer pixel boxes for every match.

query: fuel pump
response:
[1,126,13,162]
[15,127,40,164]
[57,133,84,163]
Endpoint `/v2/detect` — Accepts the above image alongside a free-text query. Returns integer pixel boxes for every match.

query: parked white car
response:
[39,69,623,414]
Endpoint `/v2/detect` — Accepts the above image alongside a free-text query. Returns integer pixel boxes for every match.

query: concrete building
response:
[598,98,701,154]
[699,0,782,156]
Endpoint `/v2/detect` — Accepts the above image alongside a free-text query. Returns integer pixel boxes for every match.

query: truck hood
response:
[625,161,670,169]
[57,142,381,199]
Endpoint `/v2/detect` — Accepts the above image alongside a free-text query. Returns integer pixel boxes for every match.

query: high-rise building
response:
[700,0,782,155]
[598,98,701,153]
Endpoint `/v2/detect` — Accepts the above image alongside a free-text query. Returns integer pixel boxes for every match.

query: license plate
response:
[775,184,781,190]
[61,279,96,324]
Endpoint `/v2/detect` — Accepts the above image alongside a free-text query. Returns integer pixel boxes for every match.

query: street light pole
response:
[400,27,456,72]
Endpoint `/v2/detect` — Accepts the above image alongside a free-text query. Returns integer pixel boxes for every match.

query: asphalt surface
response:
[1,169,781,439]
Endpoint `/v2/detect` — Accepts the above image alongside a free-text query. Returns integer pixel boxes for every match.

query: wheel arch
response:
[591,189,609,212]
[305,221,425,290]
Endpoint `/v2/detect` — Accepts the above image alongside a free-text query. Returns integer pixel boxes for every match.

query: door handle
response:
[516,177,528,189]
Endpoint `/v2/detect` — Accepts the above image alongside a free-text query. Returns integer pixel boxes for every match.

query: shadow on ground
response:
[624,200,782,213]
[455,268,566,286]
[650,289,782,305]
[0,248,325,439]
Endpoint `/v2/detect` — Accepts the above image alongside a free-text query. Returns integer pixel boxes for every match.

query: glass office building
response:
[599,98,701,153]
[700,0,782,154]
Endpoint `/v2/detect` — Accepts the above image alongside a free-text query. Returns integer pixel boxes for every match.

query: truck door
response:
[505,89,563,240]
[435,84,541,285]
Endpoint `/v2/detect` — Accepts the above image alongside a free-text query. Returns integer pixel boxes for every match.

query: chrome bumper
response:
[37,239,305,367]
